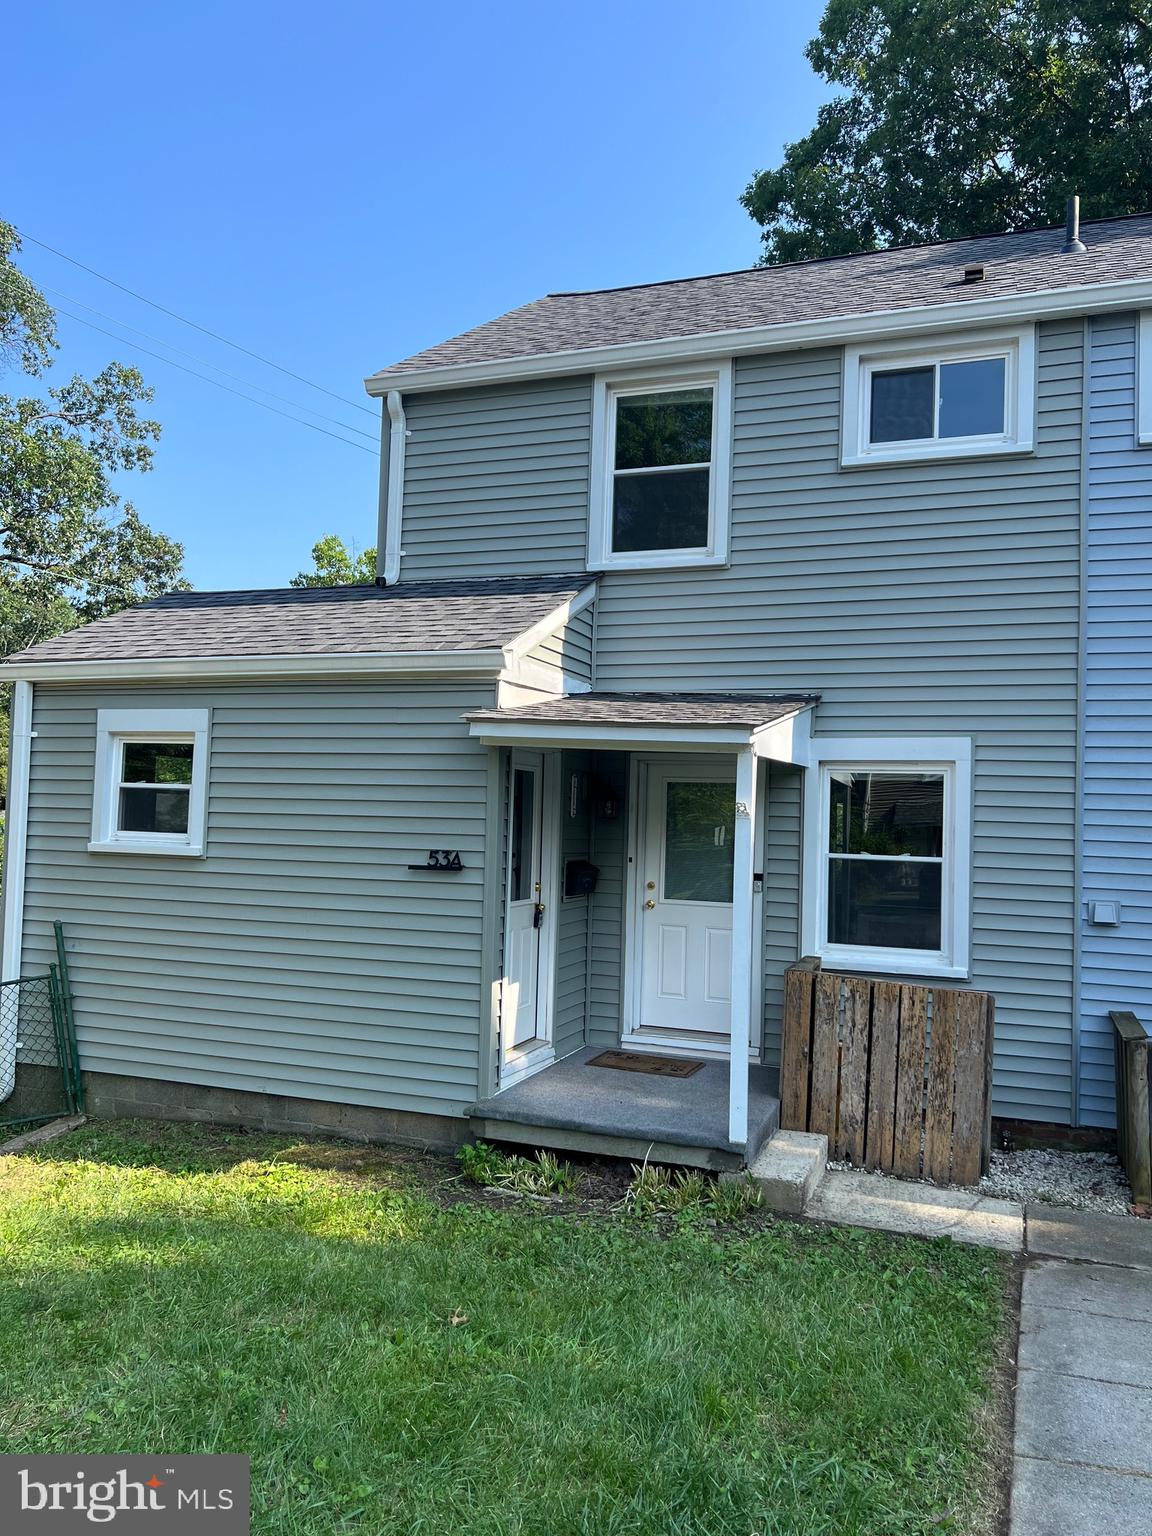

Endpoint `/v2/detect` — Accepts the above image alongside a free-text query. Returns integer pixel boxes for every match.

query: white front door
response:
[636,761,737,1037]
[504,752,547,1049]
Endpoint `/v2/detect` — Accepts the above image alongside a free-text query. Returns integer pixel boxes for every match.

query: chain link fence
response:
[0,923,82,1134]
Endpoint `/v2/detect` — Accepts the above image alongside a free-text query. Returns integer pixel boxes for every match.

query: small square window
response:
[589,365,732,570]
[90,710,209,856]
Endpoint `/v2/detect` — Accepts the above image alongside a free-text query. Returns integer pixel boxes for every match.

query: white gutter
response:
[0,649,507,685]
[377,389,406,585]
[364,275,1152,397]
[1,681,33,1098]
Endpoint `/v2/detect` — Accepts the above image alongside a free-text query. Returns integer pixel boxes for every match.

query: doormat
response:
[587,1050,704,1078]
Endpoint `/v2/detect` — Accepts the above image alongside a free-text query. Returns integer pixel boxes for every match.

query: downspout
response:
[375,389,406,586]
[1,680,34,1099]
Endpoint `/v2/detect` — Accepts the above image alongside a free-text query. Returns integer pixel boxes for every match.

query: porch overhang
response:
[464,691,819,764]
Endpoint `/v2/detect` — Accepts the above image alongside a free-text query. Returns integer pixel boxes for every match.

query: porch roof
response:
[464,691,819,757]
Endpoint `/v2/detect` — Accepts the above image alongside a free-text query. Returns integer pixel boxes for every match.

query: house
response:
[2,211,1150,1166]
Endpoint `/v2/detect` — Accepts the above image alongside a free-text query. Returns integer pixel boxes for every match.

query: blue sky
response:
[8,1,829,591]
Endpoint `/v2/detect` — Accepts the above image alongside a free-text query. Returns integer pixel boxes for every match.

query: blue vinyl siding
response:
[1079,313,1152,1126]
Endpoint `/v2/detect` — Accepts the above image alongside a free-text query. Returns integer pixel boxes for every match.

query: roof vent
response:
[1063,193,1087,254]
[962,263,985,284]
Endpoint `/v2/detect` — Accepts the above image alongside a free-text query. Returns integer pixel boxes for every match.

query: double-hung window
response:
[802,737,972,978]
[588,363,732,570]
[842,327,1035,466]
[89,709,210,856]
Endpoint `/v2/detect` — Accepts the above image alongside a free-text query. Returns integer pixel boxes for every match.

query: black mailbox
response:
[563,858,599,898]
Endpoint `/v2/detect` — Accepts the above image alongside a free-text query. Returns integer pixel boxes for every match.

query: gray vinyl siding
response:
[593,321,1084,1122]
[586,753,629,1049]
[762,763,803,1068]
[553,750,593,1058]
[21,679,497,1119]
[523,606,595,686]
[399,378,593,577]
[1079,314,1152,1126]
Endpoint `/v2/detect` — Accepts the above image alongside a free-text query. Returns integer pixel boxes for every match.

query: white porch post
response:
[728,745,759,1147]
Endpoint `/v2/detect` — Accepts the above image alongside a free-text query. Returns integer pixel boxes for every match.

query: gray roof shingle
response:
[4,575,590,666]
[373,214,1152,380]
[465,692,819,729]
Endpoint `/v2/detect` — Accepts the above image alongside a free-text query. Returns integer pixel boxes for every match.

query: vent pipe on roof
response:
[1063,194,1087,254]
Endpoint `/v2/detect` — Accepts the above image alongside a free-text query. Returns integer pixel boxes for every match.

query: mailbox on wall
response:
[563,859,599,899]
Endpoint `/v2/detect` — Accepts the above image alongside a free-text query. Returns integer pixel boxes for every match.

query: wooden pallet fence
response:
[1111,1010,1151,1206]
[780,961,995,1186]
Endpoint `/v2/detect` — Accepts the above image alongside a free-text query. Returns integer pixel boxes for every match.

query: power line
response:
[40,281,379,442]
[20,229,379,418]
[54,305,378,456]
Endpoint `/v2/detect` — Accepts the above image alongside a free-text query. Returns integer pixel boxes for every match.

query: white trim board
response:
[1,681,33,984]
[468,709,812,758]
[364,275,1152,397]
[0,648,509,684]
[500,583,598,664]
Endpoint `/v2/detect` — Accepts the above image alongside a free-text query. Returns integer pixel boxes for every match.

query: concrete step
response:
[741,1128,828,1214]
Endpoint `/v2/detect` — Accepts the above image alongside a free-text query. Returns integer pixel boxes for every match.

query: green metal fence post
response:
[53,921,84,1114]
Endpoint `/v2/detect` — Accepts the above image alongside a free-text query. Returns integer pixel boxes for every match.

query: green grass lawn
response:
[0,1121,1008,1535]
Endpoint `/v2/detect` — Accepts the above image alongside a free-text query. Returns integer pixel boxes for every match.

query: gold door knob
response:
[644,899,656,910]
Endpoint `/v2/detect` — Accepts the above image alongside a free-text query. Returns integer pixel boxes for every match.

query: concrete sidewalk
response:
[806,1172,1152,1534]
[1011,1210,1152,1535]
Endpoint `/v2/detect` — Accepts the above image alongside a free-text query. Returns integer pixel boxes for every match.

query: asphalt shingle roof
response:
[4,575,590,666]
[465,692,819,729]
[373,215,1152,379]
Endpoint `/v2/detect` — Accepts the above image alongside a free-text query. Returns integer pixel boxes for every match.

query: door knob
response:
[644,899,656,910]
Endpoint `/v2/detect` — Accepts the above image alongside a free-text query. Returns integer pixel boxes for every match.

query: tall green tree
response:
[0,219,187,654]
[0,220,187,796]
[743,1,1152,263]
[290,535,376,587]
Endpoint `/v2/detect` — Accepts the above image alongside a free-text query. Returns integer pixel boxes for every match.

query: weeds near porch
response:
[456,1141,581,1197]
[625,1163,763,1218]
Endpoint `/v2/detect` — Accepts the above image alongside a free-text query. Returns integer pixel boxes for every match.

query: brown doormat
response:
[587,1049,704,1078]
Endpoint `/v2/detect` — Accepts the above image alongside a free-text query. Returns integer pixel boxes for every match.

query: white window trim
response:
[1136,311,1152,447]
[588,359,733,571]
[841,326,1035,467]
[89,708,210,856]
[801,735,972,980]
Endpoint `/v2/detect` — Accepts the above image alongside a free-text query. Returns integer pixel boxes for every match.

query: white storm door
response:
[637,762,736,1036]
[504,753,545,1048]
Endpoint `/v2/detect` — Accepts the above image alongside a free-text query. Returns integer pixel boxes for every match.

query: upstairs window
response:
[589,363,732,570]
[89,709,209,856]
[842,327,1034,466]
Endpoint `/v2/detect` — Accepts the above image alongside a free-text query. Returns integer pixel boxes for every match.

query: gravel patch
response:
[978,1148,1132,1215]
[827,1148,1135,1216]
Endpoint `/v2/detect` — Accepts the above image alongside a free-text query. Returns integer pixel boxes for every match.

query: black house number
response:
[408,850,464,871]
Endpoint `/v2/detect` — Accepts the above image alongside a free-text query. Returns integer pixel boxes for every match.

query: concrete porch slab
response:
[469,1047,779,1170]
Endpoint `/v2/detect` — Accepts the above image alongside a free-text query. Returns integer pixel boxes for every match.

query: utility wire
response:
[54,305,379,456]
[40,281,379,442]
[20,230,379,418]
